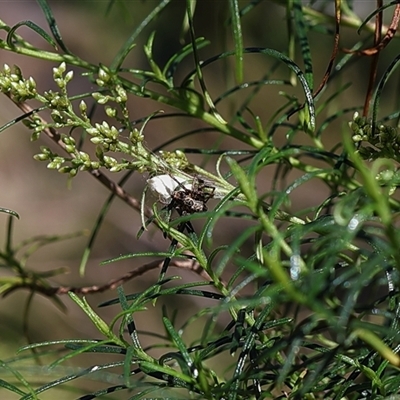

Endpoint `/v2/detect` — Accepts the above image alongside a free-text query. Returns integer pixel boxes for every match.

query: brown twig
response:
[56,258,213,295]
[343,3,400,56]
[358,3,399,56]
[3,258,213,297]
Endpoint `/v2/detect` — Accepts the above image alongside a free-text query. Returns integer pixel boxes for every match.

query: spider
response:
[145,174,215,278]
[141,173,216,239]
[147,174,215,216]
[169,176,215,216]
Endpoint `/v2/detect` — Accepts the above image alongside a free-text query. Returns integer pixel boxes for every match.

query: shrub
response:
[1,1,400,399]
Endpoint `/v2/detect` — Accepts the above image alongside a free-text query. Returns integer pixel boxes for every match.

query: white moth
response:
[147,174,192,204]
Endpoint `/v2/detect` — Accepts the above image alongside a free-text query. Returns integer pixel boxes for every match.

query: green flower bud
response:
[34,153,50,161]
[53,62,66,79]
[90,136,104,145]
[105,106,117,118]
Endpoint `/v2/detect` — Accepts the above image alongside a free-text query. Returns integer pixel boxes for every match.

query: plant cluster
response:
[1,1,400,399]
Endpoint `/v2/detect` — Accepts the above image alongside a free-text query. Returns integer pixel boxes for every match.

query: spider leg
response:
[159,219,189,279]
[160,236,179,279]
[159,205,196,279]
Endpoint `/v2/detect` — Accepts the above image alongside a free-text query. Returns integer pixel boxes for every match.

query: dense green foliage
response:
[1,1,400,399]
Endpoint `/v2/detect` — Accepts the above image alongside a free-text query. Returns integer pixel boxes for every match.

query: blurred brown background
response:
[0,1,399,397]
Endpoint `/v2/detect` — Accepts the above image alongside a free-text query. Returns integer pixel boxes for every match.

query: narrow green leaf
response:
[101,251,184,265]
[0,208,19,218]
[216,225,260,278]
[286,0,296,86]
[0,359,36,399]
[68,292,125,347]
[7,20,57,50]
[124,346,135,387]
[357,1,399,34]
[229,0,244,83]
[185,0,226,125]
[79,178,119,276]
[353,328,400,366]
[372,53,400,133]
[20,362,125,400]
[139,360,193,384]
[0,378,26,396]
[117,286,142,351]
[343,134,392,225]
[143,32,164,81]
[163,37,210,83]
[163,317,195,376]
[19,339,100,353]
[110,0,171,71]
[292,0,313,91]
[185,47,315,133]
[36,0,71,53]
[49,340,114,369]
[225,157,257,209]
